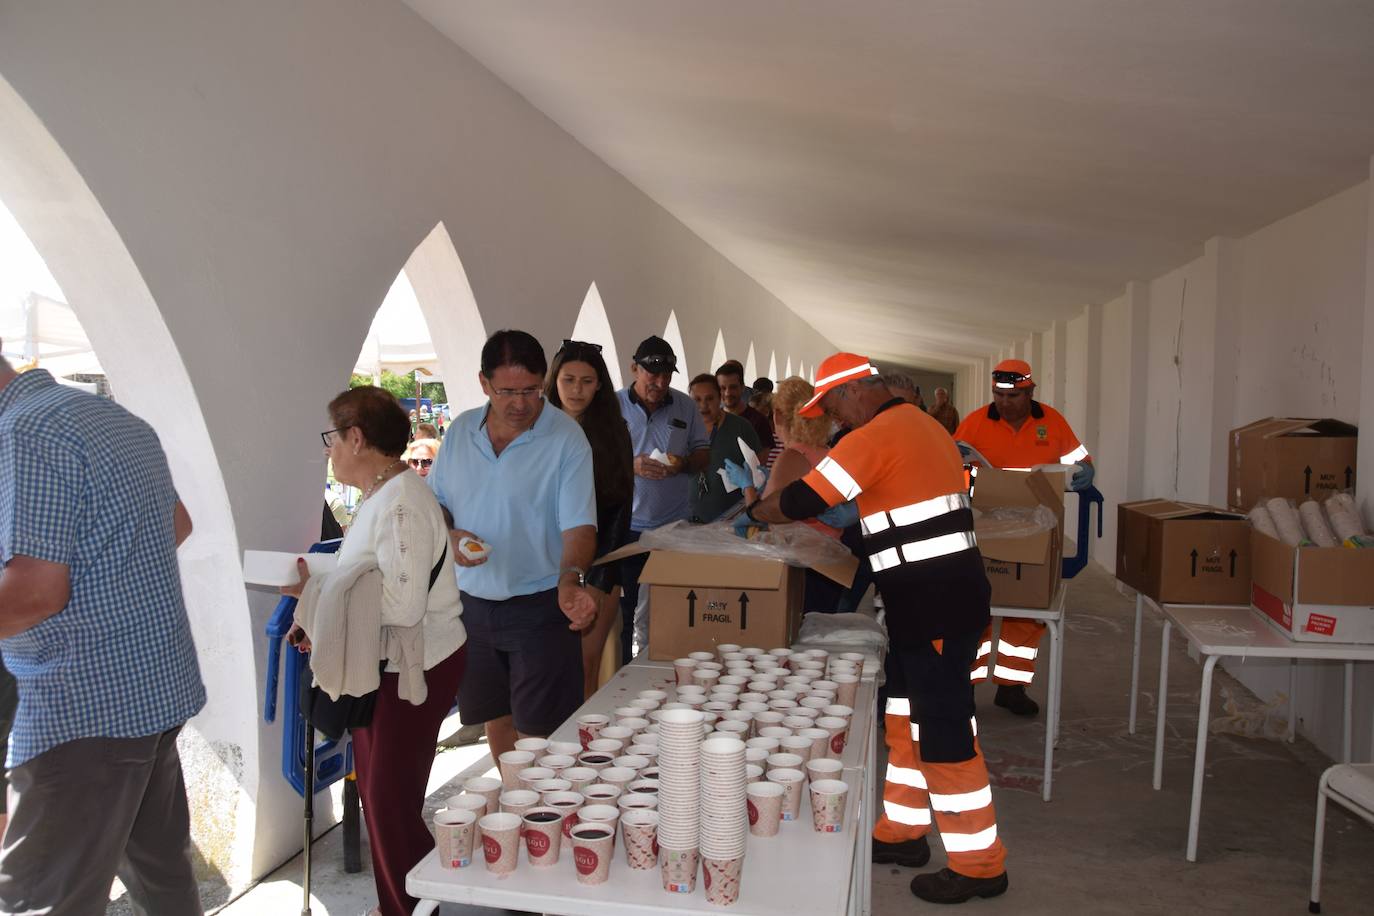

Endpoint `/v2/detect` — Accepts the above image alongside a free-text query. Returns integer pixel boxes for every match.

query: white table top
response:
[1161,604,1374,661]
[407,656,878,916]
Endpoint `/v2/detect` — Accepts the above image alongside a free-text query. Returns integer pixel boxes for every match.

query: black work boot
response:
[872,835,930,867]
[994,684,1039,717]
[911,868,1009,904]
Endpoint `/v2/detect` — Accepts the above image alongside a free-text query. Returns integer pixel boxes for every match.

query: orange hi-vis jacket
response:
[953,400,1090,470]
[799,400,991,642]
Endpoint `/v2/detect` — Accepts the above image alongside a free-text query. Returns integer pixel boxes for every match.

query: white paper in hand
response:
[649,448,671,465]
[242,550,338,587]
[737,438,766,488]
[718,467,739,493]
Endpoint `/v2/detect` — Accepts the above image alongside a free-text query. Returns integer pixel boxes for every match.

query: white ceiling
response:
[405,0,1374,371]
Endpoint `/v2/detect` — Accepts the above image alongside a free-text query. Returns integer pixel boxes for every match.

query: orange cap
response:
[797,352,880,417]
[992,359,1034,389]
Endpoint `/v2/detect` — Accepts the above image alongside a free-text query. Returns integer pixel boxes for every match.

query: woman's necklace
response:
[358,459,405,504]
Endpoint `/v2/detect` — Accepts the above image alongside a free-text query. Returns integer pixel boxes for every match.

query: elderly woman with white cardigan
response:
[285,386,465,916]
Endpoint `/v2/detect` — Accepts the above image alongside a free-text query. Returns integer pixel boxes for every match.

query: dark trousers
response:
[618,529,647,664]
[352,646,467,916]
[0,726,201,916]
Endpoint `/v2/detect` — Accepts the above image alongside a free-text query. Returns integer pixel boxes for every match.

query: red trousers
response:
[351,646,467,916]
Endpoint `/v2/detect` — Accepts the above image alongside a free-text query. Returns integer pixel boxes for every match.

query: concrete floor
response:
[208,564,1374,915]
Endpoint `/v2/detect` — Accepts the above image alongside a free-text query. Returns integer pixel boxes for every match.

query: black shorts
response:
[458,589,584,736]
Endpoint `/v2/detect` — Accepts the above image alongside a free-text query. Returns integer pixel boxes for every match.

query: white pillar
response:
[1359,158,1374,528]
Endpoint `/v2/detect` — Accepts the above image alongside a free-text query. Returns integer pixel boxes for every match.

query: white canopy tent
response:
[353,271,446,384]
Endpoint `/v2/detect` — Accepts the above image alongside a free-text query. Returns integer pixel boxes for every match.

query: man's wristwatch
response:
[560,566,588,587]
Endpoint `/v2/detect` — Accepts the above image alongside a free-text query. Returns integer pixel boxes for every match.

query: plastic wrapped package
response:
[1265,497,1307,547]
[1298,500,1339,547]
[639,520,856,570]
[1325,492,1368,543]
[971,505,1059,540]
[1248,505,1279,539]
[795,612,888,655]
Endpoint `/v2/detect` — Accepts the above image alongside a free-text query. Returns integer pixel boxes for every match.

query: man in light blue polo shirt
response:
[615,335,710,662]
[428,330,598,761]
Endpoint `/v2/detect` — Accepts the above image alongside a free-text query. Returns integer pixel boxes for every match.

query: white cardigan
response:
[335,470,465,671]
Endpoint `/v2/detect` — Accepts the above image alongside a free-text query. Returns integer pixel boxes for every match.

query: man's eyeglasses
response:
[320,427,349,447]
[992,370,1031,389]
[408,457,434,469]
[492,387,544,401]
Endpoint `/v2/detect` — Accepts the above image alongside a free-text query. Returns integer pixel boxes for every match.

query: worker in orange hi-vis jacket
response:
[953,359,1093,717]
[744,352,1008,905]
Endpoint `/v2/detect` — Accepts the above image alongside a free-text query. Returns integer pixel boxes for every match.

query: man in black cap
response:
[613,335,710,662]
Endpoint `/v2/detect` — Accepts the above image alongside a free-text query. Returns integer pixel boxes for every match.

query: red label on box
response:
[1304,613,1338,637]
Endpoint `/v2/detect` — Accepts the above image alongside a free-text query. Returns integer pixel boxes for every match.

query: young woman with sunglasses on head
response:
[545,340,635,698]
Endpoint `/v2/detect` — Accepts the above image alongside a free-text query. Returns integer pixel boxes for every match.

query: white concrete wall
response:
[965,175,1374,764]
[0,0,835,890]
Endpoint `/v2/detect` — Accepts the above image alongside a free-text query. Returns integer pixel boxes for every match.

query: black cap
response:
[633,335,678,373]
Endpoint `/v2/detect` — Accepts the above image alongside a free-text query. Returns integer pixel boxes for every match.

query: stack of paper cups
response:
[655,708,705,893]
[699,737,748,906]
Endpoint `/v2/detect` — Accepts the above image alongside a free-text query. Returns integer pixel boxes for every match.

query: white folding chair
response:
[1309,763,1374,913]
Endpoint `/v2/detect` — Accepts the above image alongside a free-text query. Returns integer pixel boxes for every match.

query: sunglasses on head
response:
[558,339,603,356]
[992,370,1031,389]
[408,457,433,468]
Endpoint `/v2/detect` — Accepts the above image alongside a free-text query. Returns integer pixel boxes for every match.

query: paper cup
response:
[809,779,849,832]
[434,808,476,868]
[660,845,700,894]
[563,766,598,793]
[746,781,784,837]
[516,767,554,791]
[831,674,860,708]
[497,750,535,789]
[577,713,611,749]
[780,735,815,761]
[703,854,745,906]
[544,791,585,838]
[620,808,660,870]
[674,658,697,685]
[583,783,623,805]
[550,740,584,757]
[577,803,621,844]
[600,725,635,744]
[521,807,565,867]
[744,747,769,766]
[613,754,651,772]
[781,715,813,732]
[537,753,576,773]
[617,792,658,813]
[600,766,637,788]
[445,793,488,820]
[805,757,844,784]
[746,764,764,783]
[570,823,615,885]
[822,704,854,721]
[463,776,503,816]
[688,651,715,662]
[759,726,792,742]
[767,768,806,821]
[766,752,805,773]
[478,812,521,875]
[817,716,848,758]
[498,789,540,820]
[800,727,831,760]
[588,737,626,756]
[531,778,571,798]
[578,751,616,771]
[514,737,550,755]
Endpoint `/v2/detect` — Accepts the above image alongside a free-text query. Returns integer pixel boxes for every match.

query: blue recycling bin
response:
[1061,485,1104,580]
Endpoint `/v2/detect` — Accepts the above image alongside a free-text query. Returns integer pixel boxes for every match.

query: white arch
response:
[0,72,257,888]
[785,355,794,378]
[402,222,487,413]
[663,309,689,379]
[768,351,778,380]
[569,281,623,389]
[745,343,758,383]
[709,329,728,376]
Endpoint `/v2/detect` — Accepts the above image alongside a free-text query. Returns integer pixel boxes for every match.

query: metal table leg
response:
[1053,603,1066,748]
[1186,654,1220,862]
[1129,594,1143,734]
[1342,662,1354,764]
[1042,618,1060,802]
[1288,659,1298,743]
[411,900,440,916]
[1153,619,1172,791]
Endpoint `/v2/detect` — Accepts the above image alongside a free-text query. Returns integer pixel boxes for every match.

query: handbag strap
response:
[428,541,448,592]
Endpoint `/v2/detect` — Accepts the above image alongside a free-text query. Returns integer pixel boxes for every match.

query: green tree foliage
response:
[349,371,446,405]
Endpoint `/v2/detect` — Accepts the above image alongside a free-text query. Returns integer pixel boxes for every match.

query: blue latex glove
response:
[1070,461,1095,492]
[733,510,763,538]
[723,458,764,492]
[817,500,860,529]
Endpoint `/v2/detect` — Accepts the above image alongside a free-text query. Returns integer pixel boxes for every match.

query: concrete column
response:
[1360,158,1374,528]
[1050,320,1068,409]
[1028,331,1044,384]
[1207,237,1243,507]
[1122,284,1149,499]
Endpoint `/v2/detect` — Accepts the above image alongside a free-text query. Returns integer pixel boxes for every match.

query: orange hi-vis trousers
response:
[874,637,1007,879]
[971,618,1045,686]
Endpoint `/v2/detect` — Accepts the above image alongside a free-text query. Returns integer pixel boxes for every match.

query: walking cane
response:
[302,722,315,916]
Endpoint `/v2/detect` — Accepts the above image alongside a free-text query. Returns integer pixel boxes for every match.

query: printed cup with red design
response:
[745,781,783,837]
[520,806,566,867]
[620,808,660,869]
[433,808,476,868]
[809,778,849,833]
[703,853,744,907]
[577,713,611,750]
[478,812,521,876]
[569,822,615,885]
[496,750,534,790]
[816,716,849,758]
[767,768,806,821]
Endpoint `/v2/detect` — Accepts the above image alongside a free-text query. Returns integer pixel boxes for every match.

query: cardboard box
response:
[972,468,1065,609]
[1228,418,1358,510]
[597,543,857,660]
[1249,528,1374,644]
[1115,500,1252,605]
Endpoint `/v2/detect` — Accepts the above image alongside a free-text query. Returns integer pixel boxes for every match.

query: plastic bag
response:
[971,505,1058,540]
[639,519,856,570]
[1209,687,1290,741]
[796,612,888,654]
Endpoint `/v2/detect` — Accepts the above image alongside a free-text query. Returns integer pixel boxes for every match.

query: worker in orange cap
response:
[953,359,1092,717]
[743,352,1009,904]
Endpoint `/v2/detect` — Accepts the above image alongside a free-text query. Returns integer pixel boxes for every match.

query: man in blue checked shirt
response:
[0,344,205,915]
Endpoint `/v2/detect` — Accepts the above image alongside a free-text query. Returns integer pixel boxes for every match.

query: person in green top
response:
[687,373,763,523]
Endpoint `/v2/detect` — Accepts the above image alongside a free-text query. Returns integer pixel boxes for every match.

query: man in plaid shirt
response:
[0,344,205,914]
